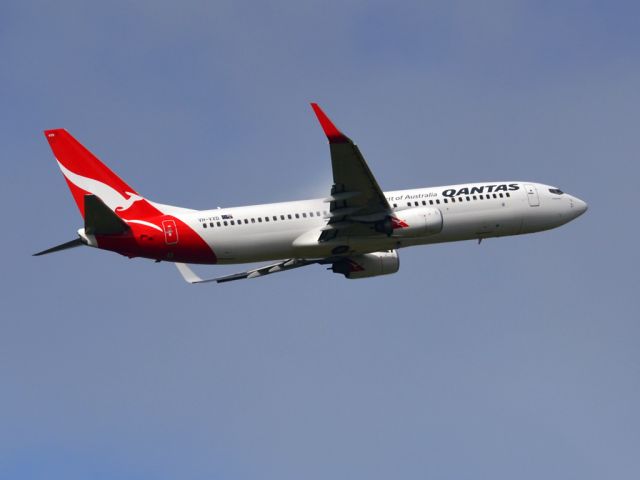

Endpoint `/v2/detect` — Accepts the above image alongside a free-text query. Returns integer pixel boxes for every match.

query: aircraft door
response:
[162,219,179,245]
[525,184,540,207]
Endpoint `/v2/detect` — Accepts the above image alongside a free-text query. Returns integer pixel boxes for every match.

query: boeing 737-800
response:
[35,104,587,282]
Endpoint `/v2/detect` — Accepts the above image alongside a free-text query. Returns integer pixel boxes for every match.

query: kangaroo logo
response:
[115,192,144,211]
[391,217,409,229]
[57,161,145,212]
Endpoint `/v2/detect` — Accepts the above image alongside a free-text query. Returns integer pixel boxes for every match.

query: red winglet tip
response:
[310,103,350,143]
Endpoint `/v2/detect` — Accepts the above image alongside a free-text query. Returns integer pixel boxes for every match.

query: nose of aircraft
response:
[570,196,588,218]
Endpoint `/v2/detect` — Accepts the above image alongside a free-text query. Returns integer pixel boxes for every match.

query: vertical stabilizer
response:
[44,129,161,220]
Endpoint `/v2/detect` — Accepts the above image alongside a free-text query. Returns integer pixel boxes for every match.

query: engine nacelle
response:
[390,207,443,237]
[332,250,400,279]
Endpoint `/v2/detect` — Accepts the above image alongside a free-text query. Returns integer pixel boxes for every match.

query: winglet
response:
[175,263,204,284]
[310,103,351,143]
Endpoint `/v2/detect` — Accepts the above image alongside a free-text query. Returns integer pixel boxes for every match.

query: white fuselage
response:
[178,181,588,264]
[39,120,588,282]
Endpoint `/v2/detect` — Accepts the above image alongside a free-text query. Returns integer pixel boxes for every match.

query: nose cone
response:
[571,196,588,218]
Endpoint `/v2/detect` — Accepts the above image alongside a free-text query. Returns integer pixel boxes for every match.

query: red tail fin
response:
[44,129,161,219]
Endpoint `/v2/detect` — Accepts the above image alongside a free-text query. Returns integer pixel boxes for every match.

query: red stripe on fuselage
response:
[96,215,217,264]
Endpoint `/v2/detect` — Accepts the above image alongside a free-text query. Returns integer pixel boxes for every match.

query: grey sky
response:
[1,1,639,479]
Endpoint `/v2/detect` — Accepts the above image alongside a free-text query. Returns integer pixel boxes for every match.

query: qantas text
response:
[441,184,520,197]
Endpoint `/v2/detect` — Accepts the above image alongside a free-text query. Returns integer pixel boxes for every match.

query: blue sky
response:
[1,1,639,479]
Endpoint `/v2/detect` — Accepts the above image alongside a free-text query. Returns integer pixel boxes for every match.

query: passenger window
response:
[429,200,434,205]
[407,202,411,207]
[479,195,484,200]
[303,213,307,218]
[258,218,262,223]
[217,222,221,227]
[273,216,277,221]
[473,195,477,200]
[466,196,470,201]
[280,215,285,220]
[202,223,207,228]
[251,218,255,223]
[287,214,292,219]
[309,212,314,217]
[230,220,235,225]
[223,221,228,226]
[493,194,497,199]
[244,219,249,224]
[265,217,269,222]
[506,192,510,198]
[210,222,214,227]
[422,201,426,206]
[444,198,448,203]
[316,211,321,216]
[393,203,397,208]
[499,193,504,198]
[451,198,456,203]
[436,199,440,204]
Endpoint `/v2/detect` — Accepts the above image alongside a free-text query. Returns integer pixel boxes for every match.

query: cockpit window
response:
[549,188,564,195]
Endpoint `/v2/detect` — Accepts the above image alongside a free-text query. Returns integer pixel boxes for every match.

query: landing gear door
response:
[525,184,540,207]
[162,219,179,245]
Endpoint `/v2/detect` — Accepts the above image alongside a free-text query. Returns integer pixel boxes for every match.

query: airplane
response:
[34,103,588,283]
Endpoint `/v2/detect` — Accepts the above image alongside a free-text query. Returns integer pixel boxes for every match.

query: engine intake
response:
[332,250,400,279]
[389,207,443,237]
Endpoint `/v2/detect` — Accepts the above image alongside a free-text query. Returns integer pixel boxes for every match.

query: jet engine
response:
[332,250,400,279]
[392,207,442,237]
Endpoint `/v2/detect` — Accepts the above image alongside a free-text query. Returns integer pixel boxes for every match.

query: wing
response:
[310,103,392,241]
[175,259,323,284]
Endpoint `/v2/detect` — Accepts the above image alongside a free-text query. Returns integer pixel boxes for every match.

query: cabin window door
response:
[525,184,540,206]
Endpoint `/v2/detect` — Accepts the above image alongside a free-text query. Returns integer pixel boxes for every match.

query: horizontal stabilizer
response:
[33,238,85,256]
[84,194,129,235]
